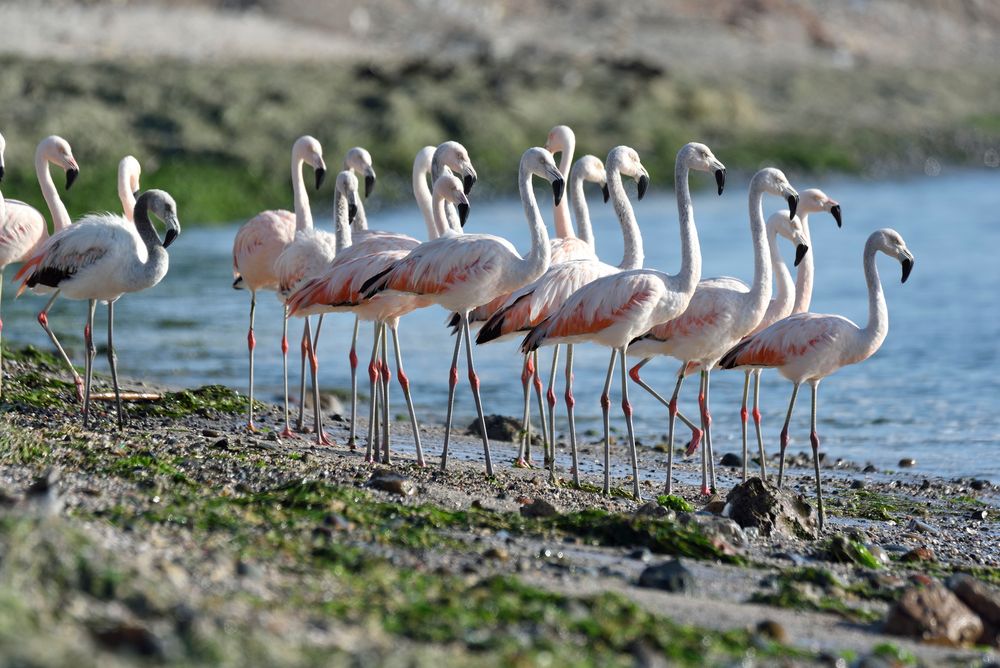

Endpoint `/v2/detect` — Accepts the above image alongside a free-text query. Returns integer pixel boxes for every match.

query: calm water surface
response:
[5,169,999,481]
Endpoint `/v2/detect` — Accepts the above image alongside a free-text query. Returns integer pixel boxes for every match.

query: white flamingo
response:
[521,143,725,498]
[628,168,800,496]
[719,228,914,530]
[362,148,565,475]
[15,190,181,428]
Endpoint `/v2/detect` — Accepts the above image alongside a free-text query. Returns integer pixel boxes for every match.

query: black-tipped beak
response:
[463,173,476,195]
[552,178,565,206]
[787,194,798,220]
[830,204,842,228]
[601,183,610,203]
[457,202,470,227]
[0,165,5,182]
[901,257,913,284]
[348,203,358,222]
[163,228,178,248]
[314,167,326,191]
[714,168,726,196]
[66,168,79,190]
[132,190,140,199]
[364,174,375,199]
[794,244,809,267]
[637,174,649,201]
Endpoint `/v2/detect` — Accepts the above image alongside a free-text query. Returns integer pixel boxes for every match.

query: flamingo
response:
[545,125,598,263]
[477,148,647,479]
[0,135,80,397]
[430,141,478,233]
[285,173,467,465]
[362,148,565,475]
[719,228,914,530]
[725,189,842,483]
[15,190,181,428]
[521,142,726,498]
[231,135,326,431]
[627,167,800,497]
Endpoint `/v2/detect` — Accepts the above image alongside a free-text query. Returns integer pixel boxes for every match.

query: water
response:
[4,169,999,481]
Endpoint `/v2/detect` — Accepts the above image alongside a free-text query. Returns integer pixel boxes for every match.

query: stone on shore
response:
[884,580,983,646]
[723,478,818,539]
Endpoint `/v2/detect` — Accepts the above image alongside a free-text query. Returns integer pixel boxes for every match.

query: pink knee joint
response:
[668,397,677,417]
[621,400,632,417]
[37,311,48,327]
[810,431,820,451]
[600,394,610,410]
[368,362,379,384]
[740,406,748,423]
[564,389,575,409]
[448,366,458,388]
[468,370,480,391]
[349,348,358,370]
[628,365,642,383]
[398,370,410,392]
[780,427,790,450]
[752,407,761,424]
[281,335,289,355]
[546,387,556,407]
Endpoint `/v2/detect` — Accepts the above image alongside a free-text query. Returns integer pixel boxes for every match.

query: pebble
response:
[201,428,220,437]
[520,497,559,518]
[719,453,743,467]
[637,559,694,593]
[755,619,787,643]
[900,546,936,563]
[906,518,939,534]
[366,470,415,496]
[627,548,653,563]
[898,458,917,467]
[884,580,982,646]
[969,509,989,521]
[850,479,865,490]
[483,546,510,561]
[863,464,877,473]
[920,479,931,490]
[970,479,988,491]
[866,543,890,565]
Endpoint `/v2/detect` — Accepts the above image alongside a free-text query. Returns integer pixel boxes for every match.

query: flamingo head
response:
[755,167,800,220]
[335,170,361,224]
[433,174,471,226]
[773,213,811,267]
[38,136,80,190]
[293,136,327,190]
[139,189,181,248]
[118,155,142,200]
[873,228,915,284]
[523,147,565,206]
[798,188,842,228]
[435,141,478,194]
[544,125,575,161]
[344,146,376,198]
[679,142,726,195]
[607,146,650,200]
[572,155,608,203]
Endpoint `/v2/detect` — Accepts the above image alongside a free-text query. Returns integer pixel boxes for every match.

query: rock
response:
[483,546,510,561]
[900,546,936,563]
[970,509,989,521]
[201,428,221,437]
[719,452,743,467]
[322,512,353,531]
[628,548,653,562]
[520,497,559,518]
[723,477,817,539]
[702,494,726,515]
[898,458,917,468]
[906,518,939,534]
[884,580,983,646]
[970,479,988,491]
[948,575,1000,627]
[467,414,538,444]
[863,464,877,473]
[302,391,344,414]
[827,534,882,568]
[684,514,748,555]
[210,437,229,449]
[367,469,415,496]
[90,621,164,658]
[637,559,694,593]
[866,543,890,566]
[850,479,865,490]
[919,479,931,490]
[634,500,671,519]
[755,619,787,643]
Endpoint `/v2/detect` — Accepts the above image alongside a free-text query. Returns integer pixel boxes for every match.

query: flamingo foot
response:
[700,484,711,496]
[279,427,298,439]
[346,438,357,451]
[74,378,85,403]
[246,422,259,433]
[315,431,334,446]
[685,429,703,457]
[514,457,535,469]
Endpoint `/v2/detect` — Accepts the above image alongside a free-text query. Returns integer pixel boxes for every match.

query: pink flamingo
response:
[719,228,914,529]
[430,141,478,233]
[15,190,181,429]
[1,135,81,397]
[286,173,468,465]
[628,167,800,497]
[521,143,725,498]
[232,136,326,431]
[477,148,647,478]
[362,148,565,475]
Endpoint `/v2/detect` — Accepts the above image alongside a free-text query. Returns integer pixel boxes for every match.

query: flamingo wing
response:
[718,312,857,370]
[15,213,127,290]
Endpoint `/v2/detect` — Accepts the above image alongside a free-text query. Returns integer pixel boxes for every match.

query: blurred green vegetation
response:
[2,55,998,224]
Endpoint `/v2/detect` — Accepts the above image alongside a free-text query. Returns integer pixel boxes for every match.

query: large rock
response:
[948,574,1000,647]
[884,580,983,646]
[520,497,559,518]
[638,559,694,593]
[723,477,817,539]
[681,514,748,556]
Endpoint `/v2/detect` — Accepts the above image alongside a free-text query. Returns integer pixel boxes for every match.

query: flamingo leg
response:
[777,382,800,488]
[391,323,424,467]
[82,300,97,428]
[810,381,825,531]
[516,354,534,467]
[531,350,549,466]
[665,370,687,495]
[347,317,360,450]
[599,350,616,496]
[753,369,767,481]
[697,370,709,495]
[295,318,310,432]
[545,344,560,463]
[310,316,332,446]
[628,358,701,455]
[619,346,641,500]
[106,300,124,429]
[379,322,391,464]
[37,290,83,401]
[364,322,382,462]
[463,315,494,476]
[739,370,751,481]
[0,272,4,399]
[439,316,464,471]
[704,369,717,493]
[279,306,296,439]
[564,344,580,485]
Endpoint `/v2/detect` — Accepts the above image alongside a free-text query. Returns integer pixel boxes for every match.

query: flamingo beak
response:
[552,178,565,206]
[314,167,327,191]
[365,174,376,198]
[901,256,914,283]
[637,174,649,201]
[715,168,726,195]
[164,228,179,248]
[66,168,79,190]
[830,204,842,228]
[132,190,140,199]
[794,244,809,267]
[348,202,358,222]
[0,164,5,182]
[787,194,799,220]
[463,173,476,195]
[457,202,471,227]
[601,183,610,203]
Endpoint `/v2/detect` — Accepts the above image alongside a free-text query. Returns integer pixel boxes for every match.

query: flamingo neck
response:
[291,155,313,232]
[552,140,575,239]
[35,151,71,234]
[130,202,169,290]
[431,149,462,233]
[431,192,454,238]
[569,171,595,249]
[518,163,551,284]
[352,200,368,232]
[413,155,436,239]
[118,168,136,223]
[745,178,772,316]
[333,189,353,252]
[673,160,701,295]
[793,213,814,313]
[767,220,794,320]
[861,236,889,351]
[606,160,643,270]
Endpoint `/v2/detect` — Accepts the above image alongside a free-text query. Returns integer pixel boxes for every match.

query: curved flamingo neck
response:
[552,140,576,239]
[431,192,453,238]
[333,189,353,252]
[431,149,462,234]
[673,160,701,295]
[767,221,794,319]
[518,162,551,284]
[129,198,169,289]
[861,237,889,351]
[745,177,773,315]
[793,213,814,313]
[413,154,436,239]
[606,159,643,270]
[35,150,71,234]
[290,155,313,232]
[118,168,136,223]
[352,200,368,231]
[569,171,595,249]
